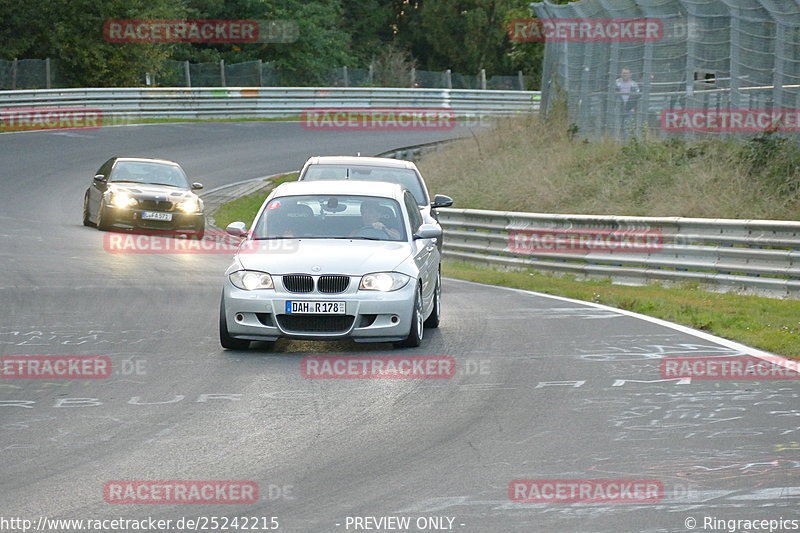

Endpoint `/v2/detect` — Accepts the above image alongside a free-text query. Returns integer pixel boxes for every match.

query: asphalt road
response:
[0,121,797,533]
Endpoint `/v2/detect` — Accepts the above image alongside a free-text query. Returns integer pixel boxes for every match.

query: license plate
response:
[285,301,346,315]
[141,211,172,221]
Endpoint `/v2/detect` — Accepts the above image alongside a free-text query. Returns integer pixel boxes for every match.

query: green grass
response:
[444,262,800,358]
[211,172,298,228]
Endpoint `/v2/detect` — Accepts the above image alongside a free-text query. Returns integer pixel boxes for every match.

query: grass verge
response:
[444,262,800,359]
[212,172,298,228]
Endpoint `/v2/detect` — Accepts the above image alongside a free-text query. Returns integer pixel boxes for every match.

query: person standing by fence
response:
[616,68,640,139]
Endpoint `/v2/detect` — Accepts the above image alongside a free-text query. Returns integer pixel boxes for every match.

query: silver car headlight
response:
[176,196,201,213]
[110,190,138,208]
[359,272,410,292]
[229,270,274,290]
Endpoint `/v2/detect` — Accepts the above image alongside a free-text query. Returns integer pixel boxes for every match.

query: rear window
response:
[302,165,428,206]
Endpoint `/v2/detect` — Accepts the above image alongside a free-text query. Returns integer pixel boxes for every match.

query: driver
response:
[356,200,401,239]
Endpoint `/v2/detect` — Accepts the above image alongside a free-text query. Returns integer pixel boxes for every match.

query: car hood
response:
[110,183,195,200]
[237,239,413,275]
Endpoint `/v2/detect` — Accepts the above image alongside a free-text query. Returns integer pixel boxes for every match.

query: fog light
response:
[391,315,399,323]
[235,313,244,322]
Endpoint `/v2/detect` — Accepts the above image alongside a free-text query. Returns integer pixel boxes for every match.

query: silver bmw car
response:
[219,181,442,350]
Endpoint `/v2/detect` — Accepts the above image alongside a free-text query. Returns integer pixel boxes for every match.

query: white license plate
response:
[285,301,346,315]
[141,211,172,221]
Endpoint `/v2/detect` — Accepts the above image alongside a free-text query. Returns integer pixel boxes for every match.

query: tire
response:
[424,270,441,329]
[193,229,205,240]
[219,296,250,350]
[82,193,93,227]
[397,284,424,348]
[96,199,112,231]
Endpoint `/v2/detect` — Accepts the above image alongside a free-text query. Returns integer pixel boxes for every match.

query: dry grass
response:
[419,113,800,219]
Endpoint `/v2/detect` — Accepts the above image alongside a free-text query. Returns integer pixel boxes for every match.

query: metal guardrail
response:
[0,87,540,120]
[438,208,800,298]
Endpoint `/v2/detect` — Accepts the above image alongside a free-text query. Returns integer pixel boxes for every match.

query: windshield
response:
[110,161,190,188]
[301,165,428,206]
[252,194,406,242]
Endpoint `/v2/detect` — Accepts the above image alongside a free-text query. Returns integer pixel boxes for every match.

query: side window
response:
[97,158,114,179]
[404,191,423,234]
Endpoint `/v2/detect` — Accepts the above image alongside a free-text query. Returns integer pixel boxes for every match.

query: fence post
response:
[220,59,226,87]
[11,58,17,90]
[258,59,263,87]
[343,66,349,87]
[445,69,452,89]
[185,61,191,87]
[517,71,524,91]
[410,67,416,87]
[368,63,374,86]
[45,58,51,89]
[480,69,486,90]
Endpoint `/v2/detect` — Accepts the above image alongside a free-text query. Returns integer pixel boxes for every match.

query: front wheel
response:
[396,284,423,348]
[96,199,112,231]
[82,193,93,227]
[219,297,250,350]
[424,271,441,329]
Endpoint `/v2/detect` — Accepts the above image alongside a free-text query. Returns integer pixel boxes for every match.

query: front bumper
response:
[105,206,205,232]
[221,276,416,343]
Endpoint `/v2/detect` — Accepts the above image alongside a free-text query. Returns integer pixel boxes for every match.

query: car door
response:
[404,191,438,312]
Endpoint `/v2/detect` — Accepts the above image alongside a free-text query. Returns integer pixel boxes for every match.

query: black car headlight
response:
[110,190,138,209]
[229,270,274,290]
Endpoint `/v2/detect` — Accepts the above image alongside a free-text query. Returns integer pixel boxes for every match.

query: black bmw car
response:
[83,157,206,238]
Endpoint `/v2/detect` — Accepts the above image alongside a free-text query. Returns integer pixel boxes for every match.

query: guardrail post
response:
[343,66,349,87]
[11,58,17,90]
[220,59,226,87]
[258,59,263,87]
[480,69,486,90]
[518,71,524,91]
[185,61,191,87]
[410,67,416,88]
[445,69,452,89]
[45,58,51,89]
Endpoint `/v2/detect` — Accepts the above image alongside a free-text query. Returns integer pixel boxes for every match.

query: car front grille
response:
[283,274,314,293]
[139,199,174,211]
[277,315,355,333]
[318,275,350,294]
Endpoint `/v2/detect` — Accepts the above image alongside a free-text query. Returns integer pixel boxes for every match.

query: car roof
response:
[304,156,418,170]
[272,180,408,201]
[113,157,181,167]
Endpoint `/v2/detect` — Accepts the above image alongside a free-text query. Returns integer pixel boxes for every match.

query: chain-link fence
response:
[532,0,800,143]
[1,58,532,91]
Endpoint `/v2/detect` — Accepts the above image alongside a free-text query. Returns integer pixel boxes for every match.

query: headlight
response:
[176,196,200,213]
[110,190,138,208]
[359,272,410,292]
[229,270,274,290]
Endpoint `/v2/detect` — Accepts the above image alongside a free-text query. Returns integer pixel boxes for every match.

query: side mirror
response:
[226,221,248,237]
[94,174,106,182]
[191,182,203,190]
[431,194,453,209]
[413,223,442,240]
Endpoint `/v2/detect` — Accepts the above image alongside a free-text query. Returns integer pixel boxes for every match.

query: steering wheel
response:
[351,224,392,239]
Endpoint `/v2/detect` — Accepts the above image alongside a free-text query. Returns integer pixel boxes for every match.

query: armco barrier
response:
[0,87,539,120]
[437,208,800,298]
